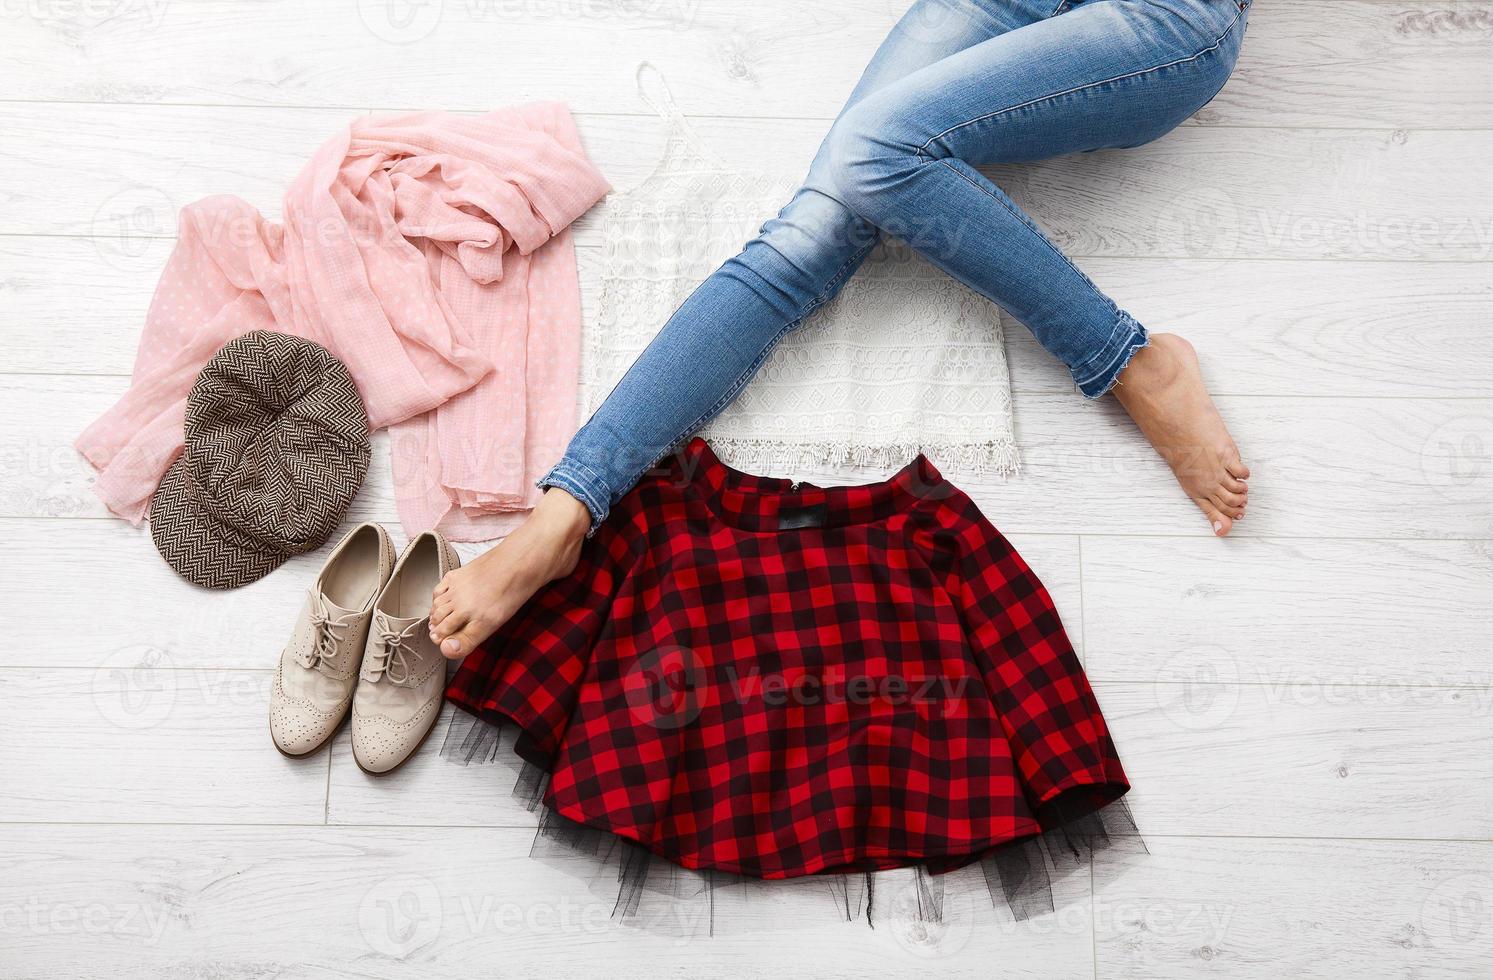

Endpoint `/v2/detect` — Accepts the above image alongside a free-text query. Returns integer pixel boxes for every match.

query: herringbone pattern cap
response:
[150,331,371,589]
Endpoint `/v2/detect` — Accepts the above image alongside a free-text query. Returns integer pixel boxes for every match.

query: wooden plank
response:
[3,102,1492,260]
[1096,681,1493,839]
[9,375,1491,537]
[4,1,1491,129]
[1094,837,1493,978]
[1006,257,1493,399]
[0,666,326,823]
[0,520,1077,672]
[0,518,371,670]
[8,235,1493,400]
[1080,536,1493,681]
[0,824,1095,977]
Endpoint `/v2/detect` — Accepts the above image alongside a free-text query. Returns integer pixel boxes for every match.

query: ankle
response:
[535,486,592,544]
[1117,336,1184,393]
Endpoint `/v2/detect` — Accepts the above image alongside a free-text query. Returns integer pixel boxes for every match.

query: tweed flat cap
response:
[150,331,371,589]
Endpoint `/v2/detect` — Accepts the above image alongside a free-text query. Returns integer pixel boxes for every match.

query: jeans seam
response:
[915,4,1246,159]
[931,156,1113,322]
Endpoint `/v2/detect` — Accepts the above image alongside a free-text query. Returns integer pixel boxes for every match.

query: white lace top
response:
[581,67,1019,479]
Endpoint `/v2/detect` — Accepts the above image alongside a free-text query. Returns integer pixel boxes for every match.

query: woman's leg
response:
[431,0,1254,657]
[824,0,1252,531]
[430,0,1059,657]
[535,0,1066,533]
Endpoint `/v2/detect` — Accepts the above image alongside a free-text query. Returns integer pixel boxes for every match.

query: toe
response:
[441,617,494,661]
[1211,487,1246,512]
[432,607,467,643]
[1225,458,1250,480]
[1222,473,1248,494]
[1198,499,1233,537]
[1209,496,1242,520]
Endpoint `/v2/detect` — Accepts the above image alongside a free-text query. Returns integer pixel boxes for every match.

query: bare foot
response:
[1110,333,1249,536]
[428,488,591,659]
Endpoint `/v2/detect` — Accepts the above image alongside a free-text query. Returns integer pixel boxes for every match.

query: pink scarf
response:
[76,103,610,541]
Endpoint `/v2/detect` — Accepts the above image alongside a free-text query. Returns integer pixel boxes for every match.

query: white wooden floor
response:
[3,1,1492,977]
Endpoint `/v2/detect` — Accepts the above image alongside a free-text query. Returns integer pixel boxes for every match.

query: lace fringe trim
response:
[705,435,1021,480]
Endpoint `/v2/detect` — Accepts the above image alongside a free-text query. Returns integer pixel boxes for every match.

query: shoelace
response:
[305,591,356,669]
[365,613,425,685]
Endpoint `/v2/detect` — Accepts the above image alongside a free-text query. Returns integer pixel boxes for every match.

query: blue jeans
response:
[543,0,1249,532]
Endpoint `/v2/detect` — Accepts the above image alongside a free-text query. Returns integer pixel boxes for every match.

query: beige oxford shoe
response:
[350,531,460,775]
[270,522,395,758]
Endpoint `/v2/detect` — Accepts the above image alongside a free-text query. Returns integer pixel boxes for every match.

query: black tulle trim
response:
[439,710,1143,936]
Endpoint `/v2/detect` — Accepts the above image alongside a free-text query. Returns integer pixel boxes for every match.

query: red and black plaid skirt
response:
[445,438,1130,918]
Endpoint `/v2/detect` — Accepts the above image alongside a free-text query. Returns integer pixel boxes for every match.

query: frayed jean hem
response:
[1072,311,1149,399]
